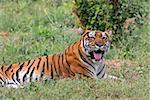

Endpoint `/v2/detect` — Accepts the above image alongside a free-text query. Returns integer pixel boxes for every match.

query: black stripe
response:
[78,73,90,78]
[82,39,87,51]
[11,69,13,72]
[23,60,35,82]
[58,54,62,76]
[101,72,105,79]
[27,60,31,66]
[71,42,76,51]
[52,54,58,76]
[37,58,41,70]
[0,75,5,84]
[16,70,20,83]
[50,64,53,79]
[7,83,16,85]
[40,62,45,79]
[1,66,4,72]
[46,55,49,71]
[71,42,78,56]
[6,64,12,71]
[19,62,25,70]
[16,62,25,83]
[5,64,12,76]
[64,50,75,76]
[12,73,17,85]
[61,54,70,75]
[29,67,35,82]
[78,48,95,70]
[78,64,94,76]
[97,64,105,76]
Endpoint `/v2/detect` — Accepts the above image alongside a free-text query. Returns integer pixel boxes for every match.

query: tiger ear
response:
[73,28,84,35]
[107,30,112,36]
[109,30,112,35]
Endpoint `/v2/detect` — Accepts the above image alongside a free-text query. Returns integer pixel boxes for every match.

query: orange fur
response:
[0,30,115,88]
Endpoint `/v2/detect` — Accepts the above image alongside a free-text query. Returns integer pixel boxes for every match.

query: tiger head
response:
[79,29,112,62]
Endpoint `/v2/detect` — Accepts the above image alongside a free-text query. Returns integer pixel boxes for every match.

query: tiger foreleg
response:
[103,74,125,81]
[105,74,118,80]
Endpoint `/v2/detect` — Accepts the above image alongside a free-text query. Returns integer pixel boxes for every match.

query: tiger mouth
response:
[89,49,104,61]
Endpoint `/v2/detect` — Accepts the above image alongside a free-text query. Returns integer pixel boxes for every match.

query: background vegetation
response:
[73,0,149,42]
[0,0,149,99]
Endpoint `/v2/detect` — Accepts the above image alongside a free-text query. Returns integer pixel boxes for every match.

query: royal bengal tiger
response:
[0,29,118,88]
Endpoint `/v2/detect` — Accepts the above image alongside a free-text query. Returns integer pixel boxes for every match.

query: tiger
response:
[0,29,118,88]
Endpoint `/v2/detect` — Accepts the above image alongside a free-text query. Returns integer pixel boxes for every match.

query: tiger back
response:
[0,29,118,88]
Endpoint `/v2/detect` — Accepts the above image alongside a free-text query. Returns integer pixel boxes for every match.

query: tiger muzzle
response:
[89,49,104,61]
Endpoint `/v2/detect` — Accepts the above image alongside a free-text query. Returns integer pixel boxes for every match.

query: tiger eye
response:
[102,36,107,40]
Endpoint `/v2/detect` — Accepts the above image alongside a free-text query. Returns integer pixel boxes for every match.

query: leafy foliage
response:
[73,0,148,41]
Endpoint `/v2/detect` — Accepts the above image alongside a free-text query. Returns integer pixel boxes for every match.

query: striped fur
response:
[0,30,118,88]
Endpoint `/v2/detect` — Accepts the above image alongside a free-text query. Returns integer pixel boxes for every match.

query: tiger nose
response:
[96,42,103,47]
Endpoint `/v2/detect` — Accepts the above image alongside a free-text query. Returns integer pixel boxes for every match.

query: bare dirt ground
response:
[106,59,137,69]
[0,32,9,38]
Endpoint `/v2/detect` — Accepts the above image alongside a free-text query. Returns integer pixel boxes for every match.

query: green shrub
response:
[73,0,148,42]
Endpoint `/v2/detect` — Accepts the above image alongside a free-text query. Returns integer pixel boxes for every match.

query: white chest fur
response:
[92,59,106,77]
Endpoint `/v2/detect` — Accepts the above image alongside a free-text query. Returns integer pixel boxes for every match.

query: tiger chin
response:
[0,29,119,88]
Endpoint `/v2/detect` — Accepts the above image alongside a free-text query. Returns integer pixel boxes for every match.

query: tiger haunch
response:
[0,30,118,88]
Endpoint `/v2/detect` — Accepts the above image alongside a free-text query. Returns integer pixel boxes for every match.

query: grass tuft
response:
[0,0,149,99]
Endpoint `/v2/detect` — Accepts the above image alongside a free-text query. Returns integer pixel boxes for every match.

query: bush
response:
[73,0,148,42]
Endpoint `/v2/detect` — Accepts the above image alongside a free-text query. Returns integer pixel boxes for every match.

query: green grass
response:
[0,0,149,99]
